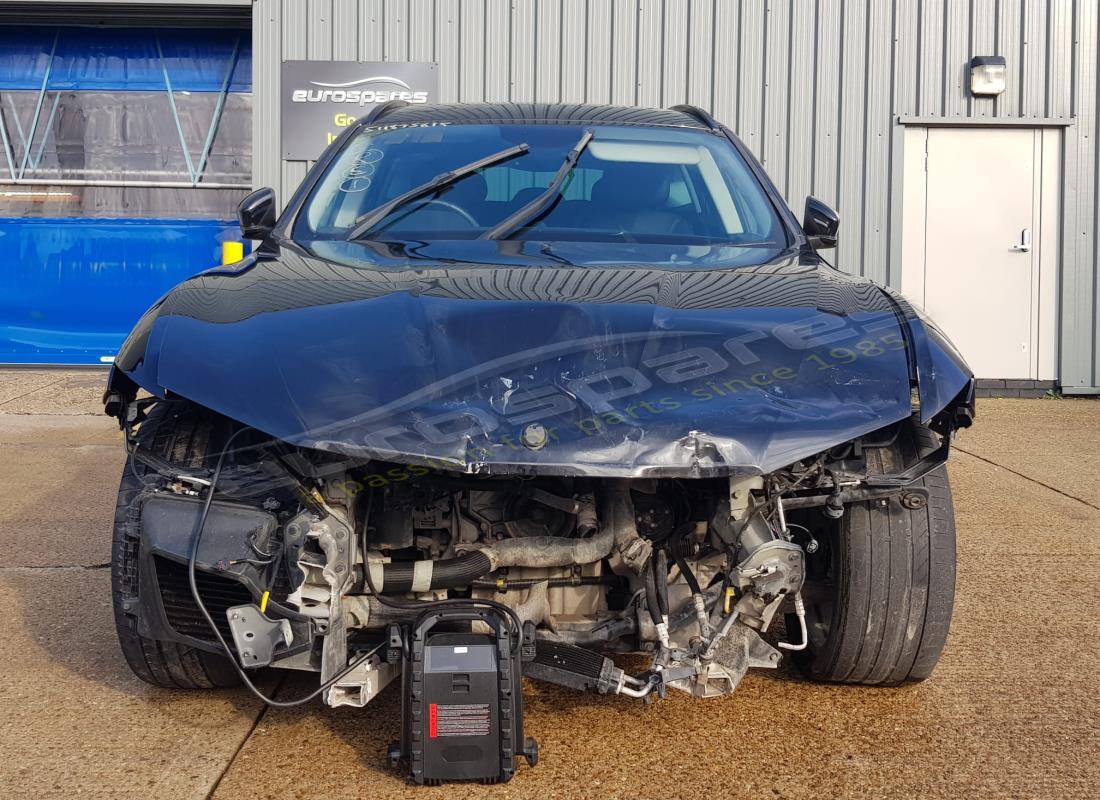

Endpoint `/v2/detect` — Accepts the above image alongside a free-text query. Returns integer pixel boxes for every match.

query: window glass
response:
[0,26,251,219]
[0,91,250,184]
[297,123,783,248]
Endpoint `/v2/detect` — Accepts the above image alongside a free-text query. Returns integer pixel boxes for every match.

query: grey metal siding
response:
[253,0,1099,391]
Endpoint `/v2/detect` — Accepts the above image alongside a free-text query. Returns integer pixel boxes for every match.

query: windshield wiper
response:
[481,129,594,240]
[345,143,530,241]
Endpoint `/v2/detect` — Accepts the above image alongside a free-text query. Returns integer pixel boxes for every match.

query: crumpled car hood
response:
[113,246,972,477]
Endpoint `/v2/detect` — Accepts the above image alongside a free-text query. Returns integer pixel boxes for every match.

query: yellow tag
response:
[222,240,245,265]
[724,587,735,615]
[260,591,270,614]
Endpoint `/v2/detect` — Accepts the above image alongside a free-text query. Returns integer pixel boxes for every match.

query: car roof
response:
[371,102,714,131]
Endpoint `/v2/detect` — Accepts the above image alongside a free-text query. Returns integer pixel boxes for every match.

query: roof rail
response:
[668,104,719,130]
[359,99,409,126]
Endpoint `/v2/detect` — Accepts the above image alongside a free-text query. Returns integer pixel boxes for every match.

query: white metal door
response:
[905,128,1045,380]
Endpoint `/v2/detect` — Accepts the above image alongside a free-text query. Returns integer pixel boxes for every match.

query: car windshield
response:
[295,122,785,249]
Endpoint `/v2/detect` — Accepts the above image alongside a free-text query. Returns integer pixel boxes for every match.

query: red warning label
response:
[428,703,491,738]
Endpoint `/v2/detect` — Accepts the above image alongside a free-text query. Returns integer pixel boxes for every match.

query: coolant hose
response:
[367,550,493,594]
[654,549,670,619]
[461,493,610,570]
[598,480,652,574]
[643,562,663,626]
[481,524,613,569]
[367,494,607,593]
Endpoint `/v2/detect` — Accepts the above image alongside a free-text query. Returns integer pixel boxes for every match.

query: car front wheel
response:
[790,419,957,685]
[110,401,240,689]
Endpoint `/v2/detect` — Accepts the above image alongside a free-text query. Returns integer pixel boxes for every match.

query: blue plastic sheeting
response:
[0,27,251,92]
[0,217,240,365]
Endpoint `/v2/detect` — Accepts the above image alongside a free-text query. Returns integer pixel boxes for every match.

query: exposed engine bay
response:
[288,471,801,704]
[128,406,946,708]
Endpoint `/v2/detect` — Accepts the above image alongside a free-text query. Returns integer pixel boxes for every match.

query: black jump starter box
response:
[390,608,538,785]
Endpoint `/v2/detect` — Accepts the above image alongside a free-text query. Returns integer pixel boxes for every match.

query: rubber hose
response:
[480,521,613,569]
[372,550,493,594]
[654,549,670,619]
[366,494,605,594]
[672,533,703,596]
[643,563,663,626]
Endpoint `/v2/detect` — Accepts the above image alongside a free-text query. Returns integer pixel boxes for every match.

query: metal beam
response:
[156,31,198,185]
[0,178,249,189]
[30,91,60,171]
[17,28,58,180]
[193,33,242,186]
[896,115,1074,128]
[0,103,17,181]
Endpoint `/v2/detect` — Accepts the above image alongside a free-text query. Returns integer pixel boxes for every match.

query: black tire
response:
[111,401,240,689]
[792,419,956,685]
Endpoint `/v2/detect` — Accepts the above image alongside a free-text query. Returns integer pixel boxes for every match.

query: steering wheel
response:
[411,198,479,227]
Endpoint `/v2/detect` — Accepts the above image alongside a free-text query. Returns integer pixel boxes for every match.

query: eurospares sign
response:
[281,61,439,160]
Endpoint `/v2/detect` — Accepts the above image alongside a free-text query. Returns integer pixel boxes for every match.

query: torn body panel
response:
[107,247,973,478]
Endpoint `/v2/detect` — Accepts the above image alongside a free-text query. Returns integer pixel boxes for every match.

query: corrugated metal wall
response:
[253,0,1099,392]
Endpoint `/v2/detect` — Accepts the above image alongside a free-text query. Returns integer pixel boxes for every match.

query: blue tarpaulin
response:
[0,25,251,365]
[0,26,251,92]
[0,217,240,365]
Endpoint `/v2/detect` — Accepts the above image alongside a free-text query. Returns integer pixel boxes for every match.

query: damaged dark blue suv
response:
[104,102,973,780]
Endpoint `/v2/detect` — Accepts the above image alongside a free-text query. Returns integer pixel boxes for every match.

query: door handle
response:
[1011,228,1031,252]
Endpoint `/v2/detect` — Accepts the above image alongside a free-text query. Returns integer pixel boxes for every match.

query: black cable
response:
[731,502,766,549]
[187,426,373,708]
[127,422,213,490]
[248,534,275,559]
[254,544,312,623]
[127,434,161,489]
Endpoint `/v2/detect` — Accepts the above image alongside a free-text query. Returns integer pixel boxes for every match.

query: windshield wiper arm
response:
[346,143,530,240]
[481,129,594,240]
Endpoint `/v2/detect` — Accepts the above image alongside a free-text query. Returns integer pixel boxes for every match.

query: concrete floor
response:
[0,369,1097,799]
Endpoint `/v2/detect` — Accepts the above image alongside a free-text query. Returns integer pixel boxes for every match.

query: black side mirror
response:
[802,196,839,250]
[238,187,277,241]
